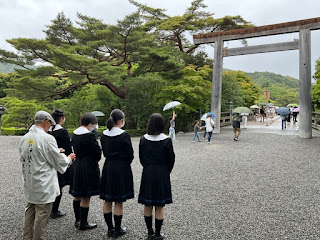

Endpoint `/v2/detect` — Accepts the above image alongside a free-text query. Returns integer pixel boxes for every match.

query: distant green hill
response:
[248,71,299,89]
[247,71,299,106]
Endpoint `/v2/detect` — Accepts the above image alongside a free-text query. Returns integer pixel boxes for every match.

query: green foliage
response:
[312,58,320,110]
[222,71,260,111]
[249,71,299,107]
[1,127,27,135]
[2,98,44,129]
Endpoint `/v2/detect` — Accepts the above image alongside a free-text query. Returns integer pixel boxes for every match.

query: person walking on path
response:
[241,113,248,129]
[204,115,215,144]
[138,113,175,240]
[100,109,134,238]
[281,115,287,129]
[232,112,242,141]
[192,120,202,142]
[168,111,176,141]
[292,107,298,123]
[49,109,73,219]
[70,112,101,230]
[19,111,75,240]
[260,107,265,122]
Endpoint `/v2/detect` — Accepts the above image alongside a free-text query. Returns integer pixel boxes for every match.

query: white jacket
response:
[19,125,70,204]
[205,118,215,132]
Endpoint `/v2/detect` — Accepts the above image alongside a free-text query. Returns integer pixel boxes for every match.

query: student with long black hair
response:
[100,109,134,238]
[70,112,101,230]
[138,113,175,239]
[49,109,73,218]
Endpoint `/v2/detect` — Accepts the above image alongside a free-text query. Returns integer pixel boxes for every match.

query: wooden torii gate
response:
[193,17,320,138]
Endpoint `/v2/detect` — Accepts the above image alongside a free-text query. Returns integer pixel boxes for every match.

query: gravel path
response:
[1,126,320,239]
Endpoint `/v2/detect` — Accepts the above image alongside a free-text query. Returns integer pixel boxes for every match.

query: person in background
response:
[241,113,248,129]
[292,107,298,123]
[70,112,101,230]
[100,109,134,238]
[232,112,242,141]
[281,115,287,129]
[204,115,215,144]
[49,109,73,219]
[260,107,265,122]
[168,111,176,141]
[138,113,175,240]
[192,120,202,142]
[19,111,75,240]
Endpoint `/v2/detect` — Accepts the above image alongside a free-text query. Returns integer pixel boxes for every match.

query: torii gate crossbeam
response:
[193,17,320,138]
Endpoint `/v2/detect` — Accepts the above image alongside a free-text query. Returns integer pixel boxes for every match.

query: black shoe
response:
[51,210,66,219]
[79,222,97,230]
[113,226,127,238]
[75,220,80,228]
[107,229,114,238]
[154,233,164,240]
[147,234,154,240]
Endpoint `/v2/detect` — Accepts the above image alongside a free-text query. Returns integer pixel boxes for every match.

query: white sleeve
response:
[46,136,69,174]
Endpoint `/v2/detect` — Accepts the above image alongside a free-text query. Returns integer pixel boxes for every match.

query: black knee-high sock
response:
[80,207,89,225]
[73,200,81,221]
[52,193,62,213]
[114,215,122,232]
[144,216,154,235]
[155,218,163,236]
[104,213,114,231]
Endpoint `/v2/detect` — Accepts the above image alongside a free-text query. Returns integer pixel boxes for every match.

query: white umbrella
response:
[163,101,181,111]
[91,111,105,117]
[250,105,259,109]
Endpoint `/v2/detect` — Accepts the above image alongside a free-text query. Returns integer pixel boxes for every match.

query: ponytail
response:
[107,117,114,131]
[107,109,125,131]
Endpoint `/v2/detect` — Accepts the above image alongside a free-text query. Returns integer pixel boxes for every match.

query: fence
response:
[220,111,232,126]
[312,112,320,130]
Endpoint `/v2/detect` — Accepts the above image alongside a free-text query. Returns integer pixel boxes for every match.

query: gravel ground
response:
[1,126,320,240]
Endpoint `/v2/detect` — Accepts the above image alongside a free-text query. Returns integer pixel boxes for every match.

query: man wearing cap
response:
[19,110,76,240]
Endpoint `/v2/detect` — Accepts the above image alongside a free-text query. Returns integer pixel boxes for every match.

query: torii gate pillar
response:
[299,29,312,138]
[212,39,223,133]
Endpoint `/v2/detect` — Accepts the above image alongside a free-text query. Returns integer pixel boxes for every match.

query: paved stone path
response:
[1,119,320,239]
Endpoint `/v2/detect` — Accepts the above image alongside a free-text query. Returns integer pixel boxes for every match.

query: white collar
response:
[73,126,90,135]
[49,124,63,132]
[144,133,168,141]
[103,127,124,137]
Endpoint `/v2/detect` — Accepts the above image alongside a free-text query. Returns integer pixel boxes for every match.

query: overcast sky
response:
[1,0,320,79]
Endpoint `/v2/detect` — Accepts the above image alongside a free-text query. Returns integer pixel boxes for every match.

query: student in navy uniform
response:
[100,109,134,238]
[49,109,73,219]
[69,112,101,230]
[138,113,175,240]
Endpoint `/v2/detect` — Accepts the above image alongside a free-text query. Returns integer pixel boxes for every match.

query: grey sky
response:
[0,0,319,78]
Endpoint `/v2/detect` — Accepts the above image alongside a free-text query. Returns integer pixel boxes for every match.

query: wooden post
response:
[212,38,223,133]
[299,29,312,138]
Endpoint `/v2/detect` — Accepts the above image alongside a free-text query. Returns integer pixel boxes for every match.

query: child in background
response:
[192,120,202,142]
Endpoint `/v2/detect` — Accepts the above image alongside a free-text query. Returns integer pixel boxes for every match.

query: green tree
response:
[2,98,42,129]
[0,1,251,101]
[312,58,320,110]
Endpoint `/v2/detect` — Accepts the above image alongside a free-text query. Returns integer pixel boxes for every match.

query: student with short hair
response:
[70,112,101,230]
[138,113,175,239]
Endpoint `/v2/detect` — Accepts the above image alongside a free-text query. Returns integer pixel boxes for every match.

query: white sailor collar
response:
[103,127,124,137]
[73,126,90,135]
[144,133,168,141]
[49,124,63,132]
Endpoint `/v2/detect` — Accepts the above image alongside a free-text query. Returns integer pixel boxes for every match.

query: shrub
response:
[1,127,27,135]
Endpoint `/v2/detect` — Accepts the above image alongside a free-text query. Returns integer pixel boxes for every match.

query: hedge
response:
[1,127,146,138]
[1,127,28,135]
